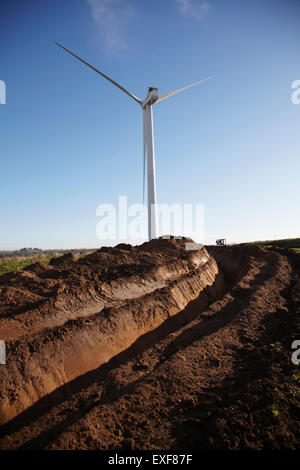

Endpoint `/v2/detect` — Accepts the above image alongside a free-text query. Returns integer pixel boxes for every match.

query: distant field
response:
[0,255,53,276]
[0,251,93,276]
[244,238,300,252]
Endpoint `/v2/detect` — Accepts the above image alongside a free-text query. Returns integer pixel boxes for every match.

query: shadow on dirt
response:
[2,254,266,449]
[0,270,226,445]
[3,250,297,451]
[172,251,300,450]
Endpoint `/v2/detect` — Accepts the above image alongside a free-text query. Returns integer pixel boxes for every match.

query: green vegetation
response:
[244,238,300,251]
[0,249,94,276]
[0,255,54,276]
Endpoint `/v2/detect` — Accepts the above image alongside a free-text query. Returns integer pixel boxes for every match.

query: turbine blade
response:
[156,74,217,103]
[54,41,142,104]
[143,108,147,205]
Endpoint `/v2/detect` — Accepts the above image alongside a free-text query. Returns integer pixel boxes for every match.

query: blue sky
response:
[0,0,299,249]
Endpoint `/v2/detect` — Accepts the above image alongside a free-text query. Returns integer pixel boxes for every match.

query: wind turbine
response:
[54,42,216,241]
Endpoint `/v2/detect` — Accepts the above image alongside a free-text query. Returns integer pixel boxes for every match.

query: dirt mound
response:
[0,241,299,450]
[24,262,52,275]
[49,253,77,268]
[0,239,224,427]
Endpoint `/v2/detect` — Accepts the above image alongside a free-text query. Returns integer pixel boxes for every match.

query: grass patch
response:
[243,238,300,251]
[0,250,94,276]
[0,255,55,276]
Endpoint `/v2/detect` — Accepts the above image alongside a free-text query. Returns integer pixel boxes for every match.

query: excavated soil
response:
[0,238,299,450]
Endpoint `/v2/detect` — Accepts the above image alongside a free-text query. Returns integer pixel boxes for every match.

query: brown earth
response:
[0,238,299,450]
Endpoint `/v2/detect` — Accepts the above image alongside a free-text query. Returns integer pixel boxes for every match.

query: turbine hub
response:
[142,87,159,107]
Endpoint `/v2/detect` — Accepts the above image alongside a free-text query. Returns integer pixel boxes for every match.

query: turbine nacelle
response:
[142,87,159,107]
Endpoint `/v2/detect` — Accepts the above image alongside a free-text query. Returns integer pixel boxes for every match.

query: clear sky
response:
[0,0,299,249]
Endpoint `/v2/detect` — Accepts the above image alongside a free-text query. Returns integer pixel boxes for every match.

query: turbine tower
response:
[54,42,215,241]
